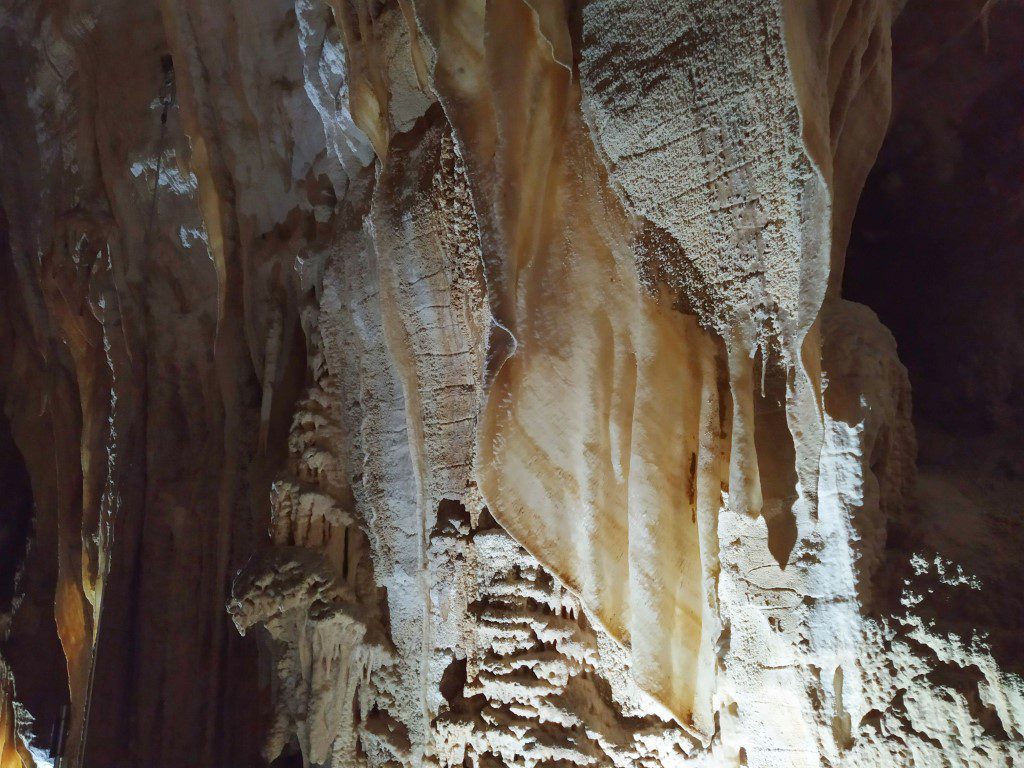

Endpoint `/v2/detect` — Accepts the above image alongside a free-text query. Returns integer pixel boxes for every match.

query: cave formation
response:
[0,1,1022,767]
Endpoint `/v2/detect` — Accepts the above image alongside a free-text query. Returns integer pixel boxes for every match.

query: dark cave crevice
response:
[844,1,1024,442]
[844,0,1024,674]
[0,411,33,616]
[0,205,69,753]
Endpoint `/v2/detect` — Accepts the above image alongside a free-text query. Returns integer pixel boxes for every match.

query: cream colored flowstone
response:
[3,0,1022,766]
[227,0,1021,765]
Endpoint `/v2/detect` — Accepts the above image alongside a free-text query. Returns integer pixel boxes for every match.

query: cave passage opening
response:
[0,410,33,616]
[843,0,1024,673]
[0,204,69,757]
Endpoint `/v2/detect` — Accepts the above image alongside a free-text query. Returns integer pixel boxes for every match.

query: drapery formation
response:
[3,1,1022,767]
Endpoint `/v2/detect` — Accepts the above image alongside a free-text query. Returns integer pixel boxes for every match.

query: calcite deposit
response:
[0,0,1021,766]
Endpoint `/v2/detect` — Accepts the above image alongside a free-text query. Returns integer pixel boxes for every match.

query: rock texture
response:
[0,1,1021,767]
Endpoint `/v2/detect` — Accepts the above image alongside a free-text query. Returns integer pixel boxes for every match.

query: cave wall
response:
[0,1,1021,767]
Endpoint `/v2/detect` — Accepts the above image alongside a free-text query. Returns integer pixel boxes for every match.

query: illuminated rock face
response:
[0,1,1022,767]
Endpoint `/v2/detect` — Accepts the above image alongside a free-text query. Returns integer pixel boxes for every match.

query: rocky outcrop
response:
[0,1,1021,767]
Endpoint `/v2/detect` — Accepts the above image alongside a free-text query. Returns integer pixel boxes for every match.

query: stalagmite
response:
[0,1,1022,767]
